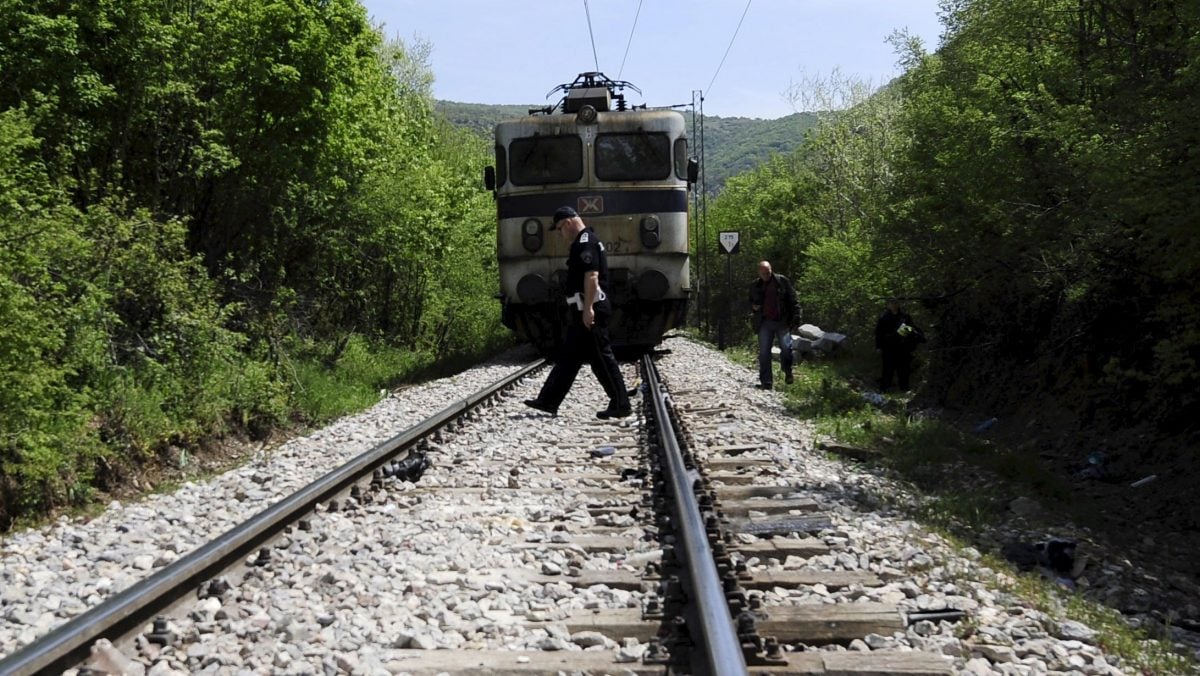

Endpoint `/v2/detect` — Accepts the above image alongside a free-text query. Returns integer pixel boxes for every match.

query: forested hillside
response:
[695,113,818,193]
[434,101,532,137]
[436,100,817,194]
[0,0,507,528]
[700,0,1199,523]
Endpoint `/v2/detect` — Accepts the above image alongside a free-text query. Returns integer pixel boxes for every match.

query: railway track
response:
[1,339,1130,675]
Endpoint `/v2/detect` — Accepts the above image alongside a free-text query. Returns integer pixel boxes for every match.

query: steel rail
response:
[642,355,747,675]
[0,359,546,676]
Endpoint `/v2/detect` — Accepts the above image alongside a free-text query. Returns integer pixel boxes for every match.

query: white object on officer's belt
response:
[566,289,607,309]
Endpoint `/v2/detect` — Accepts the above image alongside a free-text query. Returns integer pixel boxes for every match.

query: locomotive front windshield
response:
[595,133,671,181]
[510,136,582,185]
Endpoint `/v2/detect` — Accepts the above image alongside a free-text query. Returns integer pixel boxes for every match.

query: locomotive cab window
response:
[673,138,688,180]
[596,133,671,181]
[510,136,583,185]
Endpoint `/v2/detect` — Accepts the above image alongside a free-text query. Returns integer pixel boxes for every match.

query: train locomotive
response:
[484,72,697,355]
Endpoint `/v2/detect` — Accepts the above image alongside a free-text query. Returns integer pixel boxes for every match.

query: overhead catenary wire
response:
[617,0,644,80]
[706,0,753,95]
[583,0,601,72]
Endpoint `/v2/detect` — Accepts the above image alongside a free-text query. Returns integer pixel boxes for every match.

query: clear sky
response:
[359,1,944,119]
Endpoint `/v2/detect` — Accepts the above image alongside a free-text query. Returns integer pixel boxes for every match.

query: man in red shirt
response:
[748,261,801,389]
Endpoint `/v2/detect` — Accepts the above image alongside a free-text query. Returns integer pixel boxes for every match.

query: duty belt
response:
[566,289,607,310]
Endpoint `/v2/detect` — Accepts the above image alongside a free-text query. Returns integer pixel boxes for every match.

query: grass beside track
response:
[6,335,514,533]
[720,342,1198,675]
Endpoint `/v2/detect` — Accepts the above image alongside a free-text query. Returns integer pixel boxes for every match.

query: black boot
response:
[524,399,558,416]
[596,403,632,419]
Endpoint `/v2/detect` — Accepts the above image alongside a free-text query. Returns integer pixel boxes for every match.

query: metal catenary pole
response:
[690,90,700,330]
[699,93,708,336]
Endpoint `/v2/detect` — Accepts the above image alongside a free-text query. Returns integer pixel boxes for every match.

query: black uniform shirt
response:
[566,226,612,314]
[875,310,915,350]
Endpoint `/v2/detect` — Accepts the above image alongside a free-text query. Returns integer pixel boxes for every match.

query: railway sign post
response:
[718,231,740,255]
[718,231,739,349]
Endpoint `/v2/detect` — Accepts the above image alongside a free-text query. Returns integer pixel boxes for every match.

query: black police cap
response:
[550,206,578,229]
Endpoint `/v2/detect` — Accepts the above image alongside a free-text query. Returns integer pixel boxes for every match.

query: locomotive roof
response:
[493,109,687,137]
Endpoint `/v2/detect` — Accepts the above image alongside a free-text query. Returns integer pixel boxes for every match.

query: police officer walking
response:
[525,206,632,419]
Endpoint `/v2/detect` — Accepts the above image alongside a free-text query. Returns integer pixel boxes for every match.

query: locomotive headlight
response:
[640,215,661,248]
[577,105,598,125]
[522,218,543,252]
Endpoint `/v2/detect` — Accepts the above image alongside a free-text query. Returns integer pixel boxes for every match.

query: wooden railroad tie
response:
[368,649,953,674]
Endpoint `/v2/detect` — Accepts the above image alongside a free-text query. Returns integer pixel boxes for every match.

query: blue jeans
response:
[757,320,793,386]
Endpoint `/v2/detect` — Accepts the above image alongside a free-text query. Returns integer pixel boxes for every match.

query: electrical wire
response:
[583,0,600,72]
[617,0,644,80]
[706,0,752,95]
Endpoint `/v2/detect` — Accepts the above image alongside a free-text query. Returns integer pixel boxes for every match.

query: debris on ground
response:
[1073,451,1108,480]
[1001,538,1088,589]
[791,323,849,359]
[589,446,616,458]
[817,440,883,462]
[972,417,998,434]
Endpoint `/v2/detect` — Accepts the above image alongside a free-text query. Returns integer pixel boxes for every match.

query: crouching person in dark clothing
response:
[875,297,924,392]
[749,261,801,390]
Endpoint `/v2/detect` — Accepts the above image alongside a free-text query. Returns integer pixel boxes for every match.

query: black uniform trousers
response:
[536,311,629,411]
[880,346,913,391]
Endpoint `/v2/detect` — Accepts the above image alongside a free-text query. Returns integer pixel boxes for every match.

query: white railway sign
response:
[718,231,740,255]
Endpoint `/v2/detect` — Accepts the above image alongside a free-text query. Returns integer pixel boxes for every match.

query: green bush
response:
[84,204,289,446]
[0,3,514,528]
[0,108,105,518]
[291,335,431,424]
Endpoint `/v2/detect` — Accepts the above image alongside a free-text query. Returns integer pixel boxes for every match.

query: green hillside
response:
[434,100,817,193]
[691,113,818,193]
[434,100,532,138]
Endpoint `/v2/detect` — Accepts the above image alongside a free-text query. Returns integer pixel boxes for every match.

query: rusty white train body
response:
[484,73,696,355]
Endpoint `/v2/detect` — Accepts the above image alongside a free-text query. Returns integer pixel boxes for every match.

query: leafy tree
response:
[703,72,909,343]
[0,108,104,518]
[889,0,1200,426]
[0,1,509,527]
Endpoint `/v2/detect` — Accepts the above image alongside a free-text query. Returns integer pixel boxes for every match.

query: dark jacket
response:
[749,273,800,331]
[565,226,612,316]
[875,309,924,351]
